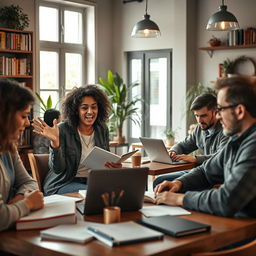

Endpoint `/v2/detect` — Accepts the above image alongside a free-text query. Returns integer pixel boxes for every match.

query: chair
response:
[191,239,256,256]
[28,153,49,192]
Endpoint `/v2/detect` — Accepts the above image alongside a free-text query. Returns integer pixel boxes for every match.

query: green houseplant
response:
[35,93,57,114]
[164,129,175,146]
[0,5,29,30]
[99,70,141,143]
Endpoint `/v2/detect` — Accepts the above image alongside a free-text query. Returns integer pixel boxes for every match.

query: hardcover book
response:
[137,215,211,237]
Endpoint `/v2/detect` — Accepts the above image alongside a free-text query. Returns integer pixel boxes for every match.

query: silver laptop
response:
[76,168,148,215]
[139,137,186,165]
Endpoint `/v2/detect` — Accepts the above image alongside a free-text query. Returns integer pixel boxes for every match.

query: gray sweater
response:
[0,152,38,231]
[43,121,110,195]
[171,121,228,164]
[179,123,256,217]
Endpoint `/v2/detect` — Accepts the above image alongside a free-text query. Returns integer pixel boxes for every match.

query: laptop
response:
[139,137,186,165]
[76,168,148,215]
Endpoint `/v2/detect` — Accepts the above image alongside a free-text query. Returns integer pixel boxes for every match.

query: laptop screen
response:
[82,168,148,215]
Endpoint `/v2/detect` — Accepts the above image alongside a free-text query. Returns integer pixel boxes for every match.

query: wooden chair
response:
[28,153,49,192]
[191,239,256,256]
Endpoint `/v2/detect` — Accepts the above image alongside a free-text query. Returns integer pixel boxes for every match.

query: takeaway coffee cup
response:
[131,151,142,168]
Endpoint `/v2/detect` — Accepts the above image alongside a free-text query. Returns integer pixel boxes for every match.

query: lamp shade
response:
[131,14,161,38]
[206,4,239,31]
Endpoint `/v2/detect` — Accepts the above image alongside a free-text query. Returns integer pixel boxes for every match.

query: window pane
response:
[40,51,59,89]
[39,6,58,42]
[131,59,142,138]
[65,53,82,89]
[38,91,59,115]
[64,10,82,44]
[149,58,167,139]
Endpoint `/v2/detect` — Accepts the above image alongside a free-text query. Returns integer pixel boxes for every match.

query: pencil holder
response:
[104,206,121,224]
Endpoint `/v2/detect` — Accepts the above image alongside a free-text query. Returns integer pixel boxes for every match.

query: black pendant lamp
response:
[206,0,239,31]
[131,0,161,38]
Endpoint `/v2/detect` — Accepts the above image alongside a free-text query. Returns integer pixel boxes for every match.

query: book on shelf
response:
[16,195,77,231]
[87,221,164,247]
[41,222,93,244]
[137,215,211,237]
[82,146,138,169]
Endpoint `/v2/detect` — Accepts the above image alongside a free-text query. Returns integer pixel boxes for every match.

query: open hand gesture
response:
[32,118,60,148]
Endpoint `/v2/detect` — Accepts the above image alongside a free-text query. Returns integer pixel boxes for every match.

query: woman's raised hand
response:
[32,118,60,148]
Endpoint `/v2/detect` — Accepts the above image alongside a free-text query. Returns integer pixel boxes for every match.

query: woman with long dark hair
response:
[0,79,43,231]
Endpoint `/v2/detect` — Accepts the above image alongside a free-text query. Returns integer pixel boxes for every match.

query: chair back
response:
[191,239,256,256]
[28,153,49,192]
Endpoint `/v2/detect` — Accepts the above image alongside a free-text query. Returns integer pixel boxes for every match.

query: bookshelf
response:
[0,27,34,169]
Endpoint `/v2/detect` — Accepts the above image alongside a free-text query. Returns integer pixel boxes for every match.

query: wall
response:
[112,0,197,139]
[197,0,256,86]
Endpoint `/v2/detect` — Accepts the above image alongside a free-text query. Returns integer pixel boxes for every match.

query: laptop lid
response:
[139,137,186,165]
[83,168,148,215]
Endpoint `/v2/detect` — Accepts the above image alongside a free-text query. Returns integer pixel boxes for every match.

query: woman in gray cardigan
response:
[0,79,44,231]
[33,85,121,195]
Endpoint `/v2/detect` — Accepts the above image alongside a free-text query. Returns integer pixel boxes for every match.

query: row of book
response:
[227,28,256,46]
[0,56,32,76]
[0,31,32,51]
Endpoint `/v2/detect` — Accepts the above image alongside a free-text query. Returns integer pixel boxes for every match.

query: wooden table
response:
[0,209,255,256]
[124,161,196,176]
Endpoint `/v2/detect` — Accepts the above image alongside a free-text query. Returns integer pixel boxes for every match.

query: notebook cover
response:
[137,215,211,237]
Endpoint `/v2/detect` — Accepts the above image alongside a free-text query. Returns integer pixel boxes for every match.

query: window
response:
[37,2,87,112]
[127,50,172,143]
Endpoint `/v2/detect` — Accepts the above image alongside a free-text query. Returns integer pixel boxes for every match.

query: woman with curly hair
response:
[0,79,43,231]
[33,85,121,195]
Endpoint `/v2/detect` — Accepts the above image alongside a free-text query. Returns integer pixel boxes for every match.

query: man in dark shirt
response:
[153,93,228,187]
[154,76,256,218]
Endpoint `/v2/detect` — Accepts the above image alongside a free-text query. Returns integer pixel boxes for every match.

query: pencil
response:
[115,190,125,206]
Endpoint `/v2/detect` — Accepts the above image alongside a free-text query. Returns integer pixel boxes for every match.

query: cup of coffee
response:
[131,151,142,168]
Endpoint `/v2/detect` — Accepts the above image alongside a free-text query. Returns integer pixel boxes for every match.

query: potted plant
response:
[35,93,58,114]
[222,58,234,77]
[208,35,221,47]
[99,70,141,144]
[0,5,29,30]
[164,129,175,146]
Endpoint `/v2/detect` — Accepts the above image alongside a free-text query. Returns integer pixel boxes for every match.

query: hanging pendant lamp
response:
[131,0,161,38]
[206,0,239,31]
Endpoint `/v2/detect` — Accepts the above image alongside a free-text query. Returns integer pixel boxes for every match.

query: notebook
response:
[81,146,138,169]
[137,215,211,237]
[139,137,186,165]
[76,168,148,215]
[16,196,76,231]
[87,221,164,247]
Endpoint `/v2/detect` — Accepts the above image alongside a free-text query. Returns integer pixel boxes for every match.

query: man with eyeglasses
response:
[153,93,228,188]
[154,76,256,218]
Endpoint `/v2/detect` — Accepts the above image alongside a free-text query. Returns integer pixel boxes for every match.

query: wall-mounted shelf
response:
[199,44,256,58]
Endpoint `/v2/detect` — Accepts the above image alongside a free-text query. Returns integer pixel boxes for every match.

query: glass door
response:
[127,50,172,143]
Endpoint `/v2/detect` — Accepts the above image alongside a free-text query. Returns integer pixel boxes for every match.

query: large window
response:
[37,2,86,112]
[127,50,172,143]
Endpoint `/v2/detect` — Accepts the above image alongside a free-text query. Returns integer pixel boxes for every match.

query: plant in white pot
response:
[164,129,175,147]
[99,70,141,144]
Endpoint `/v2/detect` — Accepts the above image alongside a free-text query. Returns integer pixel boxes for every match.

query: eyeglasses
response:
[216,104,239,112]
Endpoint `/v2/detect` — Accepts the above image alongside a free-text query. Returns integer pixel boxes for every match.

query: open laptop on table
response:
[76,168,148,215]
[139,137,187,165]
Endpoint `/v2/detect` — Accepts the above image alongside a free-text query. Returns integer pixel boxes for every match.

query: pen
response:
[115,189,124,206]
[87,226,115,241]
